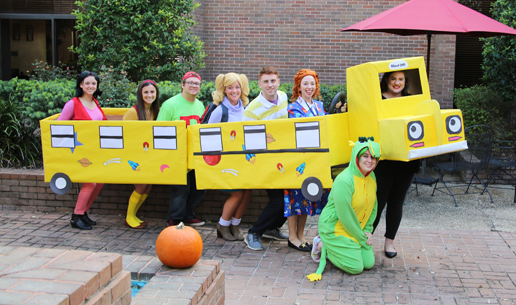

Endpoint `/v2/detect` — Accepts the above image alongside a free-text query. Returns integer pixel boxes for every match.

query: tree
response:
[481,0,516,103]
[71,0,205,82]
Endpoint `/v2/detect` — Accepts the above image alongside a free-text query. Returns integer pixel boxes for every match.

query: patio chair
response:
[407,158,439,198]
[431,125,494,206]
[485,140,516,203]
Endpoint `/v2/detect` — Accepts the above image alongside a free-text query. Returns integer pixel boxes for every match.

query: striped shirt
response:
[242,91,288,121]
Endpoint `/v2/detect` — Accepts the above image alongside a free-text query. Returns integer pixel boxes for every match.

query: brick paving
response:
[1,211,516,304]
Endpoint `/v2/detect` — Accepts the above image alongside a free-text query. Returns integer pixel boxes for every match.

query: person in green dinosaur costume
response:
[307,137,381,281]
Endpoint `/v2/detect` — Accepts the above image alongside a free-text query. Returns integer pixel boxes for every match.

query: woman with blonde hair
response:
[209,73,252,241]
[284,69,329,251]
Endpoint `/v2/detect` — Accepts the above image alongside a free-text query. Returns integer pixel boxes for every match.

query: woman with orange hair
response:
[284,69,329,251]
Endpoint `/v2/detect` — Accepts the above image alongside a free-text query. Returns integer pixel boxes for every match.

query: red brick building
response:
[0,0,493,108]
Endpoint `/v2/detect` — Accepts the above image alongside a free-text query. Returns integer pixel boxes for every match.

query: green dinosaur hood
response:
[349,137,381,177]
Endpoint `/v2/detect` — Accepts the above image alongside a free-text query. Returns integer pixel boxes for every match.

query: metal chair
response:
[431,125,494,206]
[485,140,516,203]
[408,158,439,197]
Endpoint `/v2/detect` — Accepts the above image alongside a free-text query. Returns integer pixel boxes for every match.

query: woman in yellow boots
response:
[122,80,160,228]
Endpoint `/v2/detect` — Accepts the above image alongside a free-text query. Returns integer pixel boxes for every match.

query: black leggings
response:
[373,161,417,240]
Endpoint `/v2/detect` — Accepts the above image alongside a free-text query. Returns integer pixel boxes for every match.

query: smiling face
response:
[80,76,97,97]
[258,73,280,101]
[181,76,201,98]
[141,84,157,106]
[358,149,377,176]
[386,71,405,98]
[300,75,316,102]
[225,81,242,105]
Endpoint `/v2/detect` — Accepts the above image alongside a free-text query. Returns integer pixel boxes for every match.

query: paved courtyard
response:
[0,184,515,304]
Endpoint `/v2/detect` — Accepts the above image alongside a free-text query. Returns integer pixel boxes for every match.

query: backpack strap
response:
[220,103,228,123]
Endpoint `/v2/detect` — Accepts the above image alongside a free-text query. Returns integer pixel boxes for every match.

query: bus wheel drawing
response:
[301,177,323,202]
[50,173,72,195]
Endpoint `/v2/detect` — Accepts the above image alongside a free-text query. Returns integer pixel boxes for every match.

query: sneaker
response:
[245,233,264,251]
[167,219,180,227]
[262,228,288,240]
[185,218,205,227]
[311,236,322,263]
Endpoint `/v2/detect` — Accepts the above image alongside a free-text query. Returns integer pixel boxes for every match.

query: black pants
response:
[167,170,206,222]
[373,161,418,240]
[248,189,287,236]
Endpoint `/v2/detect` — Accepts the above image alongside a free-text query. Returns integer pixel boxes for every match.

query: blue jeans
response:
[167,170,206,222]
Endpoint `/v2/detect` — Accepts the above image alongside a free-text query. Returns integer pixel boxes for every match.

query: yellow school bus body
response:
[40,109,188,193]
[40,57,466,198]
[189,116,333,193]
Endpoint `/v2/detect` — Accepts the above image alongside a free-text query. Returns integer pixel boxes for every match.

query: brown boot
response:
[217,223,236,241]
[230,224,244,241]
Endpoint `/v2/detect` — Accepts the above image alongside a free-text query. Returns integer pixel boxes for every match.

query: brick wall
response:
[0,169,269,224]
[193,0,456,108]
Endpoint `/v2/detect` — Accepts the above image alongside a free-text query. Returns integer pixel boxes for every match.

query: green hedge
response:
[453,85,514,138]
[0,77,346,169]
[0,78,346,131]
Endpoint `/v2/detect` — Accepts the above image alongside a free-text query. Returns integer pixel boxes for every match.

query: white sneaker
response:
[311,236,321,263]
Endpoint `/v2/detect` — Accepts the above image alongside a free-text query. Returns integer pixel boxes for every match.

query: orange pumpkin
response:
[155,222,203,268]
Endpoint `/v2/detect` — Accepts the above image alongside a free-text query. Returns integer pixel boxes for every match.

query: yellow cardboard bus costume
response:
[40,57,467,198]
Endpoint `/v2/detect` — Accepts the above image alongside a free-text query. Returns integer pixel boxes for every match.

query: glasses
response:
[184,81,202,87]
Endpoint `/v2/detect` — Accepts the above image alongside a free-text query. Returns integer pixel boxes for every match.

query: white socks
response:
[219,217,231,227]
[219,217,241,226]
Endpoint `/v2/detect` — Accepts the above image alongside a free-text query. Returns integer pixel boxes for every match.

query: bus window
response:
[295,121,321,148]
[199,127,222,152]
[379,68,422,98]
[153,126,177,150]
[50,125,75,148]
[99,126,124,149]
[244,125,267,150]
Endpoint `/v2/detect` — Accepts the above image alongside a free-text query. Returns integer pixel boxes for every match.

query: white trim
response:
[407,141,468,160]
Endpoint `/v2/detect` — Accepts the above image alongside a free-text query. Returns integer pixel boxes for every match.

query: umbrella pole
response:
[426,32,432,76]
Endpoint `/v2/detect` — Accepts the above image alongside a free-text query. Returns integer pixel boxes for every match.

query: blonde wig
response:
[211,73,250,106]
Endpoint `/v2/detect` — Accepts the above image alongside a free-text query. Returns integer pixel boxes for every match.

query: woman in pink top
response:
[58,71,107,230]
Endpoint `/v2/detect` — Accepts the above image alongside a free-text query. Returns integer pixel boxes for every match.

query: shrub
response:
[453,85,514,138]
[72,0,205,82]
[482,0,516,104]
[0,96,42,168]
[29,60,78,82]
[97,65,137,108]
[0,77,347,168]
[0,78,75,131]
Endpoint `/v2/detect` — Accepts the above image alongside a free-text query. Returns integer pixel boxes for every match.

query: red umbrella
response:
[341,0,516,74]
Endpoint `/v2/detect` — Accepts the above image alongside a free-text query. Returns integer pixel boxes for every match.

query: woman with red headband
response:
[284,69,329,251]
[122,80,160,229]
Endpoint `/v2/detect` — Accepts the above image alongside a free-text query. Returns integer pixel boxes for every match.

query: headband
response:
[142,80,157,86]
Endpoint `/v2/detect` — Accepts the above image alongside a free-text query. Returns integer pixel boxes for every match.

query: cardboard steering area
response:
[40,57,468,201]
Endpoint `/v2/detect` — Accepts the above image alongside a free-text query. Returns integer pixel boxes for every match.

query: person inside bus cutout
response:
[122,80,160,229]
[157,71,206,227]
[58,71,107,230]
[307,137,380,281]
[208,73,252,241]
[380,71,410,99]
[373,70,420,259]
[284,69,329,252]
